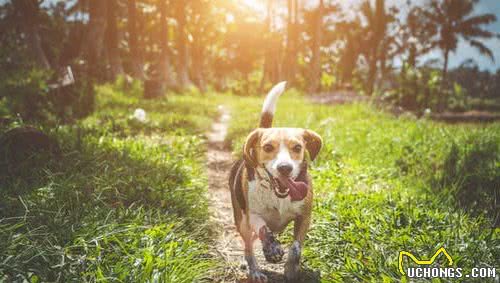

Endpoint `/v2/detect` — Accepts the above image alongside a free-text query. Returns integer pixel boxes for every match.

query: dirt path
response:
[206,106,287,283]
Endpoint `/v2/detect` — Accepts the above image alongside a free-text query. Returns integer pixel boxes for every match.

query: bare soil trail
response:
[206,106,287,283]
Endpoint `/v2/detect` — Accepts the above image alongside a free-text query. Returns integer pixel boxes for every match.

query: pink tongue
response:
[277,176,308,201]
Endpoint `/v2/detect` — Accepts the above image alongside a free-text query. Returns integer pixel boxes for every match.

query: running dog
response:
[228,82,322,282]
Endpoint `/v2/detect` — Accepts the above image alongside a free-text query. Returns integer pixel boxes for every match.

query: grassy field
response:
[223,93,499,282]
[1,85,499,282]
[0,82,220,282]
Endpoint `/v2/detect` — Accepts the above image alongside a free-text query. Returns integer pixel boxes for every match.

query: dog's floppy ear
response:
[243,129,261,167]
[303,129,322,161]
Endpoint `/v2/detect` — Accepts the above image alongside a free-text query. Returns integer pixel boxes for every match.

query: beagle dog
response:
[228,82,322,282]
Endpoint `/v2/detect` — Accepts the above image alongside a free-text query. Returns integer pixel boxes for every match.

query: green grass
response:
[0,83,220,282]
[222,93,500,282]
[1,86,498,282]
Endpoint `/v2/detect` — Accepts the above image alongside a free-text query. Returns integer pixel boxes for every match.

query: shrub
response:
[320,72,336,90]
[386,64,470,113]
[0,68,89,123]
[113,75,143,98]
[0,68,52,121]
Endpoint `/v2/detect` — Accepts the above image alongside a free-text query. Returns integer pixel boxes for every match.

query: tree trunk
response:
[83,0,108,113]
[438,48,450,111]
[442,48,449,84]
[260,0,273,90]
[407,45,417,68]
[175,2,193,89]
[191,41,206,93]
[307,0,323,94]
[338,36,358,87]
[158,0,176,89]
[190,1,207,93]
[14,0,50,69]
[260,0,282,91]
[26,26,51,69]
[366,49,378,96]
[87,0,107,79]
[282,0,300,85]
[366,0,387,96]
[128,0,144,79]
[106,0,124,80]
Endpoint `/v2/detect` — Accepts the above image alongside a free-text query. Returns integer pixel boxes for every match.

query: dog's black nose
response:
[277,163,293,176]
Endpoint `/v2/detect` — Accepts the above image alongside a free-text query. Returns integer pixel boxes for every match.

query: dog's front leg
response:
[259,226,284,263]
[241,215,268,283]
[250,213,284,264]
[285,215,310,282]
[244,240,267,283]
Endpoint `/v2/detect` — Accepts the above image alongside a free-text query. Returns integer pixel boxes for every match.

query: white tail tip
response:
[262,81,287,114]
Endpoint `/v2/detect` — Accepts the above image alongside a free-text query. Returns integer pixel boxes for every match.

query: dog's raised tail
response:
[260,81,287,128]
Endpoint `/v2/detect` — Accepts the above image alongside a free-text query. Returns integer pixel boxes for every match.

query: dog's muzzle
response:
[261,166,308,201]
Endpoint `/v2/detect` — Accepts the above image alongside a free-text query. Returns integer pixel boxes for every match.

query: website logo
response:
[398,247,497,279]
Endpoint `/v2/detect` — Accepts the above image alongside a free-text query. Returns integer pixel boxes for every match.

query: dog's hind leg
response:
[285,216,310,282]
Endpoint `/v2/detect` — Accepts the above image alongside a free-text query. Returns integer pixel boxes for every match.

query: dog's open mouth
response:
[275,176,309,201]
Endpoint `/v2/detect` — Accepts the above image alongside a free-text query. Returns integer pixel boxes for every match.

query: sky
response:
[442,0,500,71]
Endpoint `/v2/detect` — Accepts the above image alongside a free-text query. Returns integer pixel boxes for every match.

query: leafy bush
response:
[0,68,90,123]
[385,64,470,113]
[320,72,336,90]
[112,75,144,98]
[384,65,440,112]
[0,68,52,121]
[228,70,263,96]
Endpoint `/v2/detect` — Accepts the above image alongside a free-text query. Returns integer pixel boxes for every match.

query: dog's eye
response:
[293,144,302,153]
[263,144,274,152]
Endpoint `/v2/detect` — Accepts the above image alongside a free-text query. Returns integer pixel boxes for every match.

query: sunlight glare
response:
[241,0,266,13]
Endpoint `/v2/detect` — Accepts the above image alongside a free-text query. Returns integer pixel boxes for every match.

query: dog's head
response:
[243,128,322,179]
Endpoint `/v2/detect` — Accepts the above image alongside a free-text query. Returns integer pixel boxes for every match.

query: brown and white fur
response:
[228,82,322,282]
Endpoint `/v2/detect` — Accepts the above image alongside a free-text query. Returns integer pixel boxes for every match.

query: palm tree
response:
[361,0,392,95]
[127,0,144,80]
[106,0,124,80]
[11,0,51,69]
[307,0,324,94]
[174,1,193,89]
[282,0,300,85]
[423,0,498,82]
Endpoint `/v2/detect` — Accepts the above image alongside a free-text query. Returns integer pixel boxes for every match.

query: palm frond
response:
[467,39,495,62]
[423,1,444,23]
[454,0,475,18]
[459,26,495,38]
[459,14,497,29]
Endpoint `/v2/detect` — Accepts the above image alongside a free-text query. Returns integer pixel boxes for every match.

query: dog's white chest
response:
[247,179,304,232]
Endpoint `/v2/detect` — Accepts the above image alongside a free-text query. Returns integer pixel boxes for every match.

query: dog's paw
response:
[263,242,284,263]
[248,270,268,283]
[260,228,284,263]
[284,241,301,282]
